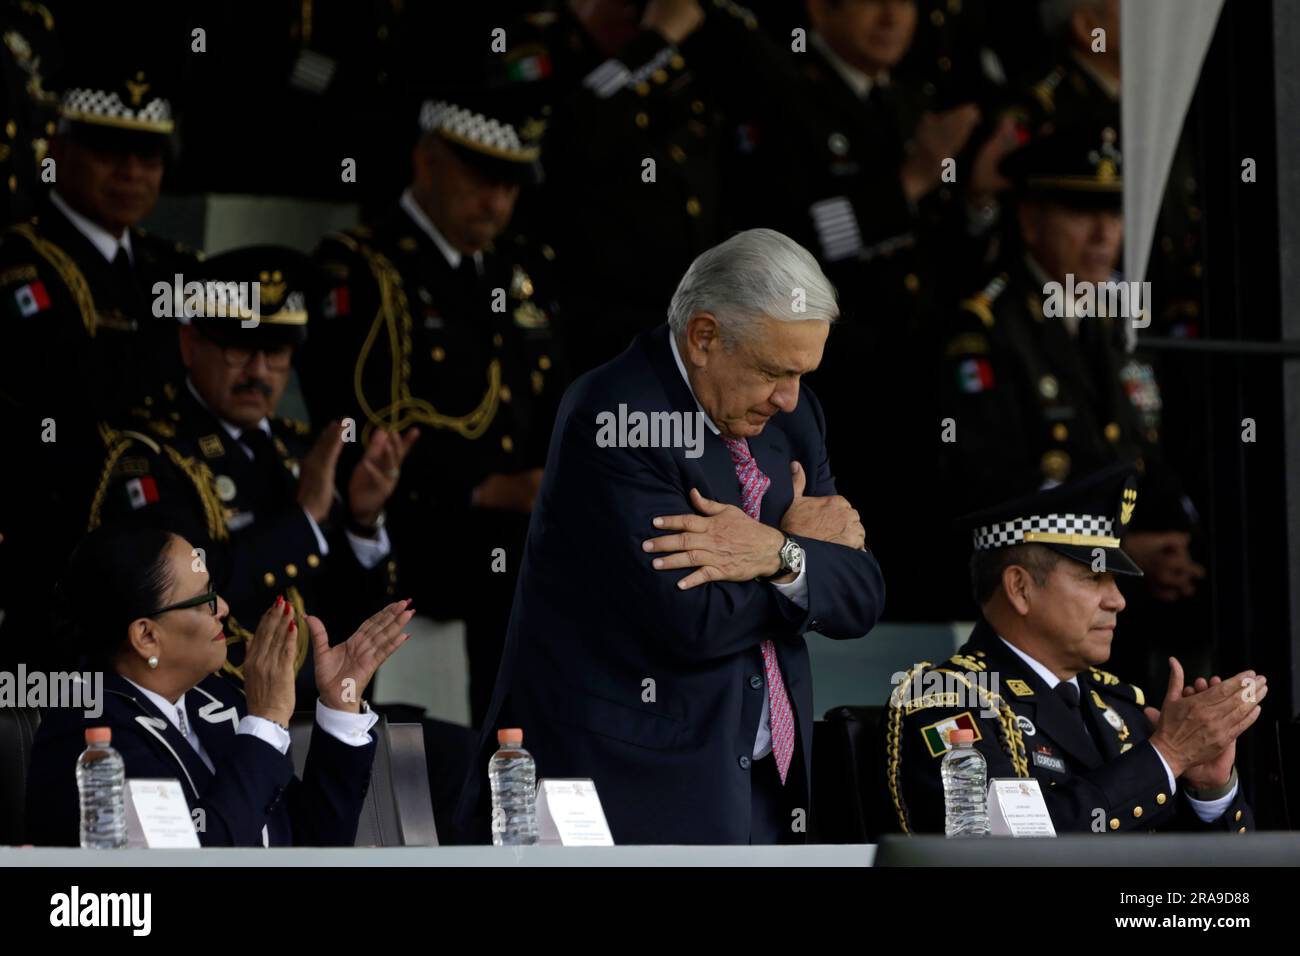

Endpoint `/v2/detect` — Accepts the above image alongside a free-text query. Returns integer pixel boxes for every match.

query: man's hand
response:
[643,487,785,589]
[297,420,345,523]
[1145,657,1266,779]
[1122,531,1206,601]
[900,104,981,201]
[779,462,865,548]
[347,426,420,530]
[472,468,543,513]
[311,599,414,713]
[966,115,1018,206]
[1167,676,1238,791]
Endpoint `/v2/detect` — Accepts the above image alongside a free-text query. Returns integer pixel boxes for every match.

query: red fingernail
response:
[275,595,283,606]
[289,621,297,631]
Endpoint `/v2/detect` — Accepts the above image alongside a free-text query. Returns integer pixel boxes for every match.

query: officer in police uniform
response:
[0,50,200,664]
[886,465,1258,835]
[300,75,564,727]
[88,247,408,699]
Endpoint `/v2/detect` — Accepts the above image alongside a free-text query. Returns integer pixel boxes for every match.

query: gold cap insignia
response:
[1120,486,1137,525]
[125,72,150,108]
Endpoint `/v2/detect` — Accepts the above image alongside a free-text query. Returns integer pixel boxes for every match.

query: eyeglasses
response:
[216,343,294,371]
[148,589,220,618]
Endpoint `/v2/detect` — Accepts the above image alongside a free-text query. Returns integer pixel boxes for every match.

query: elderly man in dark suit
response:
[465,228,886,845]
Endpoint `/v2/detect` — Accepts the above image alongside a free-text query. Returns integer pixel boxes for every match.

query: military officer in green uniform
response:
[886,465,1261,835]
[88,247,414,698]
[300,79,564,727]
[940,120,1207,642]
[0,51,201,663]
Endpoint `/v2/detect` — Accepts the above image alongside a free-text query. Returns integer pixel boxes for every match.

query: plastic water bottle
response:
[941,728,990,837]
[488,728,538,846]
[76,727,127,848]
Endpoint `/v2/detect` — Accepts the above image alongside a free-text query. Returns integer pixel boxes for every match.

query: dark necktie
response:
[238,428,292,508]
[110,246,143,312]
[1054,681,1098,749]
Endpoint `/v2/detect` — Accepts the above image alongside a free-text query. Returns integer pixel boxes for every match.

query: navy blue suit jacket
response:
[26,672,375,847]
[469,324,886,844]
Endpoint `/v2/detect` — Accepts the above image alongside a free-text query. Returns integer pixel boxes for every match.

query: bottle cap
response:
[85,727,111,744]
[947,729,974,744]
[497,728,523,746]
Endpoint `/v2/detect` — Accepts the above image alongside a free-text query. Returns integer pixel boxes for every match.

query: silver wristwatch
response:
[769,536,805,578]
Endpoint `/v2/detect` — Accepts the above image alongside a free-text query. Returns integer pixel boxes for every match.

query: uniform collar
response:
[122,676,193,737]
[668,329,720,436]
[399,186,484,276]
[997,634,1079,694]
[49,189,134,265]
[810,31,889,100]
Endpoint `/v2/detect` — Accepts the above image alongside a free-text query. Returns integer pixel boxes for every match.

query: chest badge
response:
[215,475,237,502]
[199,434,224,458]
[1038,374,1060,399]
[1016,715,1037,736]
[827,132,850,156]
[1006,679,1034,697]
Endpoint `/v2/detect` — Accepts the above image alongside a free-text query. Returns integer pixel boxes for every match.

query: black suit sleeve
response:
[285,720,377,846]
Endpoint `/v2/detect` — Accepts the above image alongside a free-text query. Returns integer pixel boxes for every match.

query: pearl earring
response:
[147,655,159,669]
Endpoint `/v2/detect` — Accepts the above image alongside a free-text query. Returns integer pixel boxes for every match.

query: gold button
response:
[501,435,514,453]
[931,10,945,25]
[652,69,668,84]
[1133,806,1143,818]
[1053,423,1069,441]
[493,333,503,347]
[669,144,686,164]
[144,396,154,406]
[45,121,55,136]
[686,197,701,216]
[1156,793,1167,806]
[635,81,650,96]
[285,563,298,578]
[903,273,920,293]
[1234,810,1243,822]
[670,54,685,70]
[1104,422,1121,442]
[1109,818,1120,830]
[635,112,649,128]
[1238,826,1247,833]
[431,346,446,362]
[4,120,14,138]
[263,572,276,587]
[500,385,512,403]
[691,99,705,114]
[538,355,552,370]
[307,554,320,569]
[387,560,397,572]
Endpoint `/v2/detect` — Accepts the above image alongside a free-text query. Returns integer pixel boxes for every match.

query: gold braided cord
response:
[159,444,229,543]
[932,667,1030,778]
[887,660,931,835]
[86,424,135,532]
[345,236,501,440]
[9,223,97,336]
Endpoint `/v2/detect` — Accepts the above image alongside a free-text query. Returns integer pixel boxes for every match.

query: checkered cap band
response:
[62,86,173,131]
[418,99,536,161]
[973,513,1115,551]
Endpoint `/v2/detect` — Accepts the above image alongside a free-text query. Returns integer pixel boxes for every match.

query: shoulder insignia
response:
[958,274,1007,329]
[1130,684,1145,707]
[119,428,161,454]
[0,264,38,287]
[115,455,150,477]
[947,653,986,673]
[920,711,982,757]
[1031,66,1065,114]
[198,434,224,458]
[1089,667,1121,686]
[147,419,176,439]
[276,417,311,437]
[1005,678,1034,697]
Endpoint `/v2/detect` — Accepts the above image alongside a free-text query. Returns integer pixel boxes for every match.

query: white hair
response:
[667,228,838,348]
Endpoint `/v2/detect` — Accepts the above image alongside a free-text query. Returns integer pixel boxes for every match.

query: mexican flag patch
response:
[921,711,982,757]
[10,280,50,318]
[322,285,350,318]
[123,476,159,510]
[956,357,994,393]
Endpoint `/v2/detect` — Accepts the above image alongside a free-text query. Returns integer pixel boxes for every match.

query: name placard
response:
[535,778,614,846]
[125,779,201,848]
[987,778,1056,837]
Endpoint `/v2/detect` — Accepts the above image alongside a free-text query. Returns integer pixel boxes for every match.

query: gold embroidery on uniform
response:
[9,223,96,335]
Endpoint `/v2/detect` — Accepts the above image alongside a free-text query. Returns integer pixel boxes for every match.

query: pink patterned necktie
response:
[722,436,796,785]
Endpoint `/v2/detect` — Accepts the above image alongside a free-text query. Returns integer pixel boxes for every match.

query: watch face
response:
[783,539,804,574]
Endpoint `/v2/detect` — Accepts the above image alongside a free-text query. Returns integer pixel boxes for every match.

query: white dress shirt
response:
[399,187,484,276]
[668,332,808,759]
[185,380,391,568]
[50,190,134,265]
[997,636,1236,822]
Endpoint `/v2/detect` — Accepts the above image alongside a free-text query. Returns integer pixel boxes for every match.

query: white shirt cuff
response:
[315,698,379,747]
[303,508,330,557]
[238,715,290,754]
[1186,782,1239,822]
[770,558,809,610]
[1150,742,1178,794]
[346,526,392,569]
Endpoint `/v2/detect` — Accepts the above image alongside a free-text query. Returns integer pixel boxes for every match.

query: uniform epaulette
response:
[1087,667,1145,707]
[958,273,1007,329]
[26,2,55,30]
[1031,65,1065,114]
[276,416,311,437]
